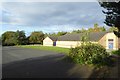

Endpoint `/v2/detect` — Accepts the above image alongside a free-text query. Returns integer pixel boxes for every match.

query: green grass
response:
[111,49,120,56]
[19,45,70,55]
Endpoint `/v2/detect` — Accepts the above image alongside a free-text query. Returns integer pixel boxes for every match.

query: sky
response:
[1,1,108,36]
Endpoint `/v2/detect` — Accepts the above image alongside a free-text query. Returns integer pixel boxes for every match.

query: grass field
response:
[19,45,70,55]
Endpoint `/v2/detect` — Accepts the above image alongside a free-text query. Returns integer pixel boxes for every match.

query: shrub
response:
[112,49,120,56]
[69,43,111,66]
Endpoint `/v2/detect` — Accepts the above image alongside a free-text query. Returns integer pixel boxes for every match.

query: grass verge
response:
[18,45,70,55]
[111,49,120,56]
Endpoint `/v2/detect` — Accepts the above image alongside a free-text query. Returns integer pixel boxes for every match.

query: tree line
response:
[1,30,45,46]
[1,25,118,46]
[1,30,68,46]
[71,23,118,33]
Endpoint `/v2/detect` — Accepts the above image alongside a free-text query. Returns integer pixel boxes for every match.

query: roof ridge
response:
[57,31,109,41]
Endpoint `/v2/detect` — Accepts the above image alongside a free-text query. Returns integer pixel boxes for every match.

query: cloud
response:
[2,0,98,2]
[2,2,104,25]
[1,2,106,34]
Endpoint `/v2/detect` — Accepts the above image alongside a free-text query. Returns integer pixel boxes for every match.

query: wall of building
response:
[56,41,98,48]
[118,38,120,49]
[56,41,81,48]
[98,34,107,49]
[43,33,119,50]
[43,37,53,46]
[116,36,119,50]
[105,32,118,50]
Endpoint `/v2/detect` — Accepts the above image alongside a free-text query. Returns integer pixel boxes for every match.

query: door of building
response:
[108,39,114,49]
[53,41,56,46]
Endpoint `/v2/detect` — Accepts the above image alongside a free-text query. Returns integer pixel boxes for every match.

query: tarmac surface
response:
[2,46,119,78]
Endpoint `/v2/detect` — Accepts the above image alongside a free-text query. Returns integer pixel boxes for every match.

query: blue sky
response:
[1,1,108,36]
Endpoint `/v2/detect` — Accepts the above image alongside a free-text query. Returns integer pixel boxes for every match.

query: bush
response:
[112,49,120,56]
[69,43,111,66]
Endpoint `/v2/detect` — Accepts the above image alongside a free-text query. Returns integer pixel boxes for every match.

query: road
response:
[2,46,63,64]
[2,46,119,78]
[2,46,94,78]
[0,46,2,79]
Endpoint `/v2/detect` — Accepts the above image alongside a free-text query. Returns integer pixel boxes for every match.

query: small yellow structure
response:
[43,36,57,46]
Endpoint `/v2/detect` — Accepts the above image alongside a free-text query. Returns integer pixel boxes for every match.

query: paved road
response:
[2,46,63,64]
[2,46,119,78]
[0,46,2,79]
[2,46,95,78]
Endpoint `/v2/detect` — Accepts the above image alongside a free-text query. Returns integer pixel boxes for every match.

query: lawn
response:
[19,45,70,55]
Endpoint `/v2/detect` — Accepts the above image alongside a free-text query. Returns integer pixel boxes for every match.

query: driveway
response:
[2,46,119,78]
[2,46,64,64]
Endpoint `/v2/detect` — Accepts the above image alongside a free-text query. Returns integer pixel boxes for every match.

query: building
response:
[43,36,58,46]
[119,38,120,49]
[43,32,120,50]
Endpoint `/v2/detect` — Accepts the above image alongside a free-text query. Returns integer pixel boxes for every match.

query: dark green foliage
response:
[2,31,17,46]
[112,49,120,56]
[99,2,120,28]
[2,30,45,46]
[100,26,106,31]
[29,31,44,44]
[45,31,67,37]
[57,32,67,36]
[16,30,27,45]
[99,2,120,37]
[2,31,28,46]
[69,43,111,66]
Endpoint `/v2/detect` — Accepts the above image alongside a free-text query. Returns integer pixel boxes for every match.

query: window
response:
[108,39,114,49]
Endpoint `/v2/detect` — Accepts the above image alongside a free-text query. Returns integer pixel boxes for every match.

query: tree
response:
[72,25,106,34]
[29,31,44,44]
[93,23,99,32]
[99,2,120,37]
[46,31,67,37]
[44,33,49,38]
[94,23,98,28]
[57,31,67,36]
[0,36,2,45]
[81,31,90,45]
[16,30,26,45]
[100,26,106,31]
[93,23,106,32]
[72,28,87,33]
[2,31,17,46]
[49,33,57,37]
[108,26,118,32]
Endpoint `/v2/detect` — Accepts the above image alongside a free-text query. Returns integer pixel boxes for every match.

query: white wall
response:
[56,41,81,48]
[43,37,53,46]
[56,41,98,48]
